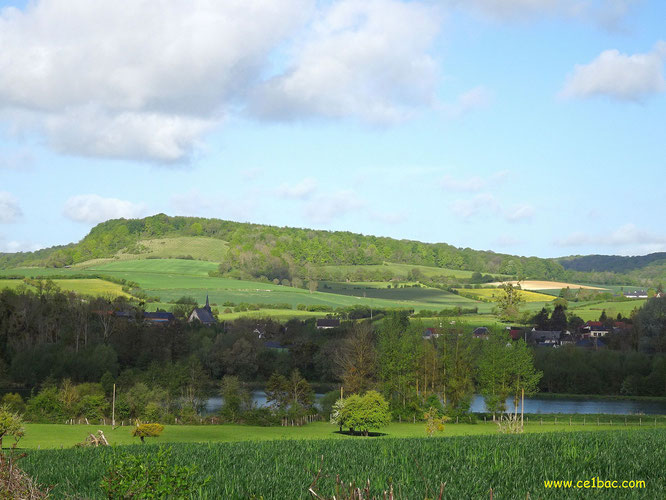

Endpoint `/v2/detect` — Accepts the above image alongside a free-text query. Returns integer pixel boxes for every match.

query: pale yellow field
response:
[456,287,555,303]
[488,280,607,291]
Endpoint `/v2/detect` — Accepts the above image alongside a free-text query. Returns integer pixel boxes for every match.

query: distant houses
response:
[188,295,217,326]
[624,290,648,299]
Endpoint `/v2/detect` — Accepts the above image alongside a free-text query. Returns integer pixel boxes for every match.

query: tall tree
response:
[336,322,377,394]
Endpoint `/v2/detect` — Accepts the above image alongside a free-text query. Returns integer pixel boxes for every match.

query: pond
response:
[205,391,666,416]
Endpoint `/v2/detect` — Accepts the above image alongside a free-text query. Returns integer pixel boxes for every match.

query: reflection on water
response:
[205,391,666,416]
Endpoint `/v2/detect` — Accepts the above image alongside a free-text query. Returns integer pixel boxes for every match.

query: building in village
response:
[188,295,217,326]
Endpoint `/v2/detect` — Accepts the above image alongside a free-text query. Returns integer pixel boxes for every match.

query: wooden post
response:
[521,387,524,430]
[112,383,116,427]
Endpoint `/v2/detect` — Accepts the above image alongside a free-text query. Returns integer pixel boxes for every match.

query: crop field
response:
[20,429,666,499]
[569,300,647,321]
[455,287,555,303]
[322,262,478,279]
[489,280,607,291]
[0,277,130,298]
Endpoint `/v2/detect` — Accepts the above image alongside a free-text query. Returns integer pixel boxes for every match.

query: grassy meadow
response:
[455,287,556,303]
[569,299,647,321]
[18,428,666,499]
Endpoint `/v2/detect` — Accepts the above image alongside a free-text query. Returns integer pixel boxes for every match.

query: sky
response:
[0,0,664,259]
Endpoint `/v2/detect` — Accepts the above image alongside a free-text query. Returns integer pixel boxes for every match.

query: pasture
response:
[19,428,666,499]
[569,300,647,321]
[0,277,130,298]
[322,262,478,279]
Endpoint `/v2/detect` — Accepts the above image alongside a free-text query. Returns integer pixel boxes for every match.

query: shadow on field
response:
[334,430,387,437]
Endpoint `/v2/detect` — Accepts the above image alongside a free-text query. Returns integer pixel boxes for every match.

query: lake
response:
[205,391,666,416]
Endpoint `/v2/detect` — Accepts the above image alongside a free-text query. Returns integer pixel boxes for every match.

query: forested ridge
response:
[1,213,663,285]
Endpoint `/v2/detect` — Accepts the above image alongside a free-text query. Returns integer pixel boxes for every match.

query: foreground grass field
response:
[15,419,666,449]
[19,429,666,498]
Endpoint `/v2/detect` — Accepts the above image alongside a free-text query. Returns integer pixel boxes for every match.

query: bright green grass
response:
[19,428,666,499]
[570,300,647,321]
[15,420,666,450]
[455,288,555,303]
[87,258,218,276]
[118,237,228,261]
[215,309,324,320]
[0,278,27,290]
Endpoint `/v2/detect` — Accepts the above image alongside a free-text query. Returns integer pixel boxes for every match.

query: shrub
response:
[132,422,164,444]
[0,394,24,414]
[100,447,207,498]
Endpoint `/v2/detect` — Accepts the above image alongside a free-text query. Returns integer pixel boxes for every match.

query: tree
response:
[343,391,391,436]
[0,405,24,449]
[550,305,568,332]
[265,372,289,410]
[220,376,252,422]
[131,422,164,444]
[496,283,524,322]
[287,369,314,409]
[336,322,377,395]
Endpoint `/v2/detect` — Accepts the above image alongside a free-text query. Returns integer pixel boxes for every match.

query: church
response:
[188,295,217,326]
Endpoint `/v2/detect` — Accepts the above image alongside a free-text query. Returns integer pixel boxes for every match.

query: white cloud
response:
[440,170,509,192]
[304,190,365,224]
[0,191,22,222]
[556,224,666,253]
[169,189,255,221]
[561,42,666,101]
[63,194,147,224]
[276,178,318,199]
[451,193,498,218]
[0,0,313,162]
[451,0,638,27]
[250,0,442,124]
[0,235,43,253]
[504,203,534,222]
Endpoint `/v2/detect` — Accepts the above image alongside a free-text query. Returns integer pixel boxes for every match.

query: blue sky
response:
[0,0,664,258]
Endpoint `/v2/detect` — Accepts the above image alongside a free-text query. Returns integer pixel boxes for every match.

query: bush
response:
[132,422,164,444]
[0,394,25,414]
[100,447,207,498]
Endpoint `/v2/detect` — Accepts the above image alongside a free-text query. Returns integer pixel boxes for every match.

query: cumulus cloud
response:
[556,224,666,253]
[276,178,318,199]
[504,203,534,222]
[0,235,43,253]
[304,190,365,224]
[250,0,442,124]
[450,0,638,26]
[0,0,313,162]
[63,194,147,224]
[561,42,666,101]
[440,170,509,192]
[0,191,22,222]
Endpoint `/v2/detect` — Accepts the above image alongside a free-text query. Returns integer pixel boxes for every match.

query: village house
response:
[530,329,563,346]
[624,290,648,299]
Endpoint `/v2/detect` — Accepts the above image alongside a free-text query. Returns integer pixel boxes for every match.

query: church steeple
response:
[205,294,210,312]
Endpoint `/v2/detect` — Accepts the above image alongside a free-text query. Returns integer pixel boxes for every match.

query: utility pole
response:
[112,383,116,426]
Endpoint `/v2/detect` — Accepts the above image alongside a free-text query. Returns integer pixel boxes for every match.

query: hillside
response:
[0,213,663,285]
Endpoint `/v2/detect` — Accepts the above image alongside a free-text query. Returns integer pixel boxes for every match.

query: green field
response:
[18,428,666,498]
[570,300,647,321]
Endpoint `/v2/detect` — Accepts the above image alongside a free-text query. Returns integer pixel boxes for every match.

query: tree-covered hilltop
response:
[0,213,663,285]
[0,214,565,276]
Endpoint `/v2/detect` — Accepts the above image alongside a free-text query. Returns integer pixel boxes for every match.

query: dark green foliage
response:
[19,430,666,498]
[100,447,206,499]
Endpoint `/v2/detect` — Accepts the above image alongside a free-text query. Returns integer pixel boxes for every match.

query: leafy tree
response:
[550,305,568,332]
[343,391,391,436]
[265,372,289,410]
[132,422,164,444]
[286,369,314,409]
[496,283,524,322]
[0,405,24,449]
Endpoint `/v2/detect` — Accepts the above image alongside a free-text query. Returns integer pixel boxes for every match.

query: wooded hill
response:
[0,214,662,285]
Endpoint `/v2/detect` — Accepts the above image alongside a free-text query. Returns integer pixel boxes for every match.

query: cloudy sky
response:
[0,0,664,258]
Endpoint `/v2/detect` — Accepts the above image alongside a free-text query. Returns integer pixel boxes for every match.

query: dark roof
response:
[143,311,175,322]
[316,318,341,328]
[191,307,216,324]
[473,327,489,336]
[576,338,607,348]
[532,330,561,341]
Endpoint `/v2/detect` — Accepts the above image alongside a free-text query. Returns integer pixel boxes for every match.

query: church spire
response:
[205,294,210,311]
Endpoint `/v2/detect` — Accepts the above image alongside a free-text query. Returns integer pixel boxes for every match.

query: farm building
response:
[188,295,217,326]
[316,318,340,329]
[143,311,175,325]
[472,327,489,339]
